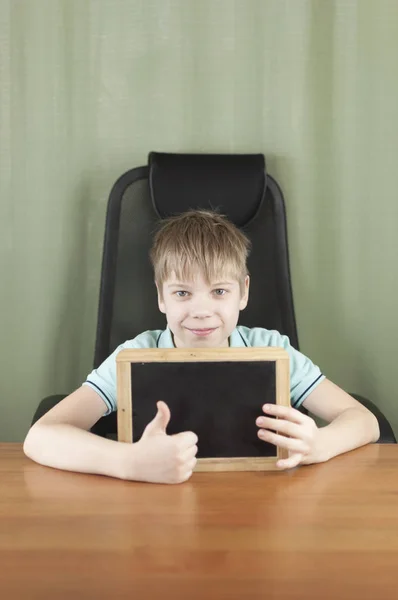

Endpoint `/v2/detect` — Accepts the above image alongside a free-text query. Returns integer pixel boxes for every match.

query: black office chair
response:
[32,152,396,443]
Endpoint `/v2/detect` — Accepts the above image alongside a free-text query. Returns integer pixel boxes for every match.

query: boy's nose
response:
[191,309,213,319]
[189,298,213,319]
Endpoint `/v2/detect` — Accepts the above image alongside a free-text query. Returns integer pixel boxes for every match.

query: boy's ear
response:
[239,275,250,310]
[156,282,166,314]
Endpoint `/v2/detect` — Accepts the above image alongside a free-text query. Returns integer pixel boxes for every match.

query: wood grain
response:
[116,357,133,443]
[1,444,398,599]
[116,347,289,363]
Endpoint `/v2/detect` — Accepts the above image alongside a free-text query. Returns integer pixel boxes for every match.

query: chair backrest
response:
[93,152,299,369]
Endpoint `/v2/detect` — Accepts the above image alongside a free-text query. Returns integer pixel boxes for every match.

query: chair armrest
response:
[350,393,396,444]
[90,412,117,438]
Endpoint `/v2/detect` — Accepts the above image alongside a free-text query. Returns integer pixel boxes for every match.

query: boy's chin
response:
[187,341,226,349]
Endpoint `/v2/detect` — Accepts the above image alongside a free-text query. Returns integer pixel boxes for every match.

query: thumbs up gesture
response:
[141,400,172,438]
[121,401,198,484]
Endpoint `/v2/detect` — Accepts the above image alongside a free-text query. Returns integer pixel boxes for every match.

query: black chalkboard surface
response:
[130,361,276,458]
[116,347,290,471]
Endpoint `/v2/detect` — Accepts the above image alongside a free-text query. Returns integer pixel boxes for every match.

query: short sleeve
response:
[83,343,125,415]
[284,339,325,407]
[241,327,325,407]
[83,330,162,414]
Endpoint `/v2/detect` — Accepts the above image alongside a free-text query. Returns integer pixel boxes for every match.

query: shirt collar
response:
[157,327,247,348]
[157,328,175,348]
[229,327,248,347]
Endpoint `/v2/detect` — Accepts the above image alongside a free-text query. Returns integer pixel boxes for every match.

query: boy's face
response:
[157,271,250,348]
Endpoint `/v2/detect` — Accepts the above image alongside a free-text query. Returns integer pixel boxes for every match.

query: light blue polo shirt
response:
[83,326,325,416]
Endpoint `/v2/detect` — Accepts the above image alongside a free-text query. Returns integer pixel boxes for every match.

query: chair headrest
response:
[149,152,266,227]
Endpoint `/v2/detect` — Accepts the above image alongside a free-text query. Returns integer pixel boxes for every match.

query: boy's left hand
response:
[256,404,320,470]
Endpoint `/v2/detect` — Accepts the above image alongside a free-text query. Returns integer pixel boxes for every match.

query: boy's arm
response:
[301,378,380,461]
[256,378,380,469]
[23,387,198,483]
[23,387,126,478]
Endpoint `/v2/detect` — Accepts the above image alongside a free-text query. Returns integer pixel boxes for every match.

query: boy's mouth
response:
[186,327,218,337]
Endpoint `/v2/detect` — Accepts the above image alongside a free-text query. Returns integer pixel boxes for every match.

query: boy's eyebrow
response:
[166,281,236,288]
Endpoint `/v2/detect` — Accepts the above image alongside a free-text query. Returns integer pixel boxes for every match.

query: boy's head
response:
[150,209,251,348]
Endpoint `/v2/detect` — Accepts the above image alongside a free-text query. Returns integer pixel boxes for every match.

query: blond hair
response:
[150,210,251,291]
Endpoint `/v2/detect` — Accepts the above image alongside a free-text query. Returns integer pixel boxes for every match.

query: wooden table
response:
[1,444,398,599]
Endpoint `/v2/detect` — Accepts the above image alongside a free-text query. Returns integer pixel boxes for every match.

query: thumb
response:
[142,401,170,437]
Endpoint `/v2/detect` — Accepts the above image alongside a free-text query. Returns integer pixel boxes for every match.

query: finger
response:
[180,445,198,462]
[256,416,303,439]
[175,464,196,484]
[172,430,198,448]
[142,401,170,436]
[185,457,197,471]
[262,404,307,424]
[178,469,194,483]
[258,429,309,453]
[276,453,303,470]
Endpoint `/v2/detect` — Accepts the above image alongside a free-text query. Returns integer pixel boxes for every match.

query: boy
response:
[24,210,379,483]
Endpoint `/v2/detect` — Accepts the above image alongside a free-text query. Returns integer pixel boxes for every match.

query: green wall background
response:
[1,0,398,442]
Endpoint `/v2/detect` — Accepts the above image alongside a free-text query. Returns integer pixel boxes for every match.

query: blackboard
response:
[130,360,276,458]
[116,347,290,471]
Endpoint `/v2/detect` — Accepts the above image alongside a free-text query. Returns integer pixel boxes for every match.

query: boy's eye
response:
[175,291,189,298]
[213,289,227,296]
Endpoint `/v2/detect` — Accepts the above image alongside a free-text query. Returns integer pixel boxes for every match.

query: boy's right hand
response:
[121,401,198,484]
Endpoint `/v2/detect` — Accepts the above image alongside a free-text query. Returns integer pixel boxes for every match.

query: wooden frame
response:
[116,347,290,472]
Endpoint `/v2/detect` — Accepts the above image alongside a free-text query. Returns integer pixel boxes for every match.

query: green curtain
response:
[1,0,398,442]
